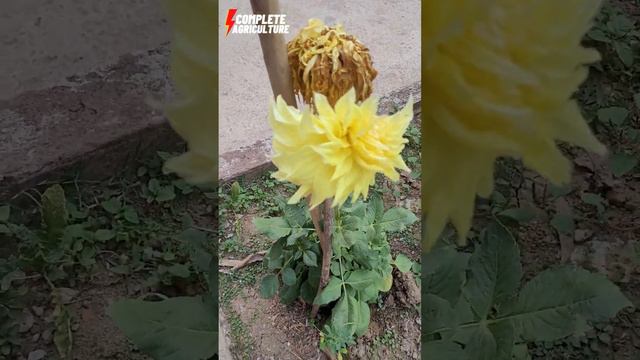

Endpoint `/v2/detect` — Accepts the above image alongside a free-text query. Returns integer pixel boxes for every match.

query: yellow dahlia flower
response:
[270,89,412,208]
[162,0,217,184]
[423,0,606,249]
[288,19,377,106]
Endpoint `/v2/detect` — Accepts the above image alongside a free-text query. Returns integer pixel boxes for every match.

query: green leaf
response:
[260,274,279,298]
[489,320,515,360]
[550,213,575,235]
[148,178,161,194]
[280,282,300,305]
[101,197,122,214]
[610,152,638,177]
[463,325,496,360]
[314,276,343,305]
[41,184,68,237]
[422,341,466,360]
[94,229,115,242]
[614,41,634,67]
[512,344,531,360]
[597,106,628,126]
[156,186,176,202]
[608,15,635,35]
[108,296,217,360]
[423,246,469,304]
[282,203,308,227]
[303,250,317,267]
[230,181,241,203]
[330,294,350,333]
[634,93,640,109]
[345,270,376,290]
[394,254,413,273]
[282,267,296,286]
[423,294,458,336]
[378,208,418,232]
[503,267,631,342]
[497,207,536,224]
[353,299,370,337]
[266,239,285,269]
[0,205,9,222]
[253,217,291,240]
[587,28,610,42]
[463,223,521,320]
[123,206,139,224]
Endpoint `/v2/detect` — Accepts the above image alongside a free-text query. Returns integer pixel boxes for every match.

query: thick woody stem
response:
[310,199,333,318]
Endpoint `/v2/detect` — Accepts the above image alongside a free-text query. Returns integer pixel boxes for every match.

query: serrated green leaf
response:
[253,217,291,240]
[282,203,308,227]
[489,320,515,360]
[463,325,496,360]
[394,254,413,273]
[423,294,458,336]
[423,246,469,304]
[108,296,217,360]
[282,267,296,286]
[610,152,638,177]
[314,276,342,305]
[378,208,418,232]
[260,274,279,298]
[503,267,631,342]
[464,223,521,320]
[597,106,628,126]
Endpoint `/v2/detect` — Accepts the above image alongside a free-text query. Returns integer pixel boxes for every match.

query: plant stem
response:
[310,199,334,318]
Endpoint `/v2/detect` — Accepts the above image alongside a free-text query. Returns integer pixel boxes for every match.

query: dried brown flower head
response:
[287,19,377,106]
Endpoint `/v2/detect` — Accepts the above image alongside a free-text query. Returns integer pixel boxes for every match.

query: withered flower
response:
[288,19,377,106]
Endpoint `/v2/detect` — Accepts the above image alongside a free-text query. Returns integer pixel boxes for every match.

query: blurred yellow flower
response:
[162,0,217,184]
[270,89,412,208]
[288,19,377,106]
[423,0,606,249]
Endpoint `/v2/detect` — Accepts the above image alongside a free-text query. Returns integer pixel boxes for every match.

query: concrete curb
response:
[0,47,180,199]
[1,42,420,198]
[219,81,422,183]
